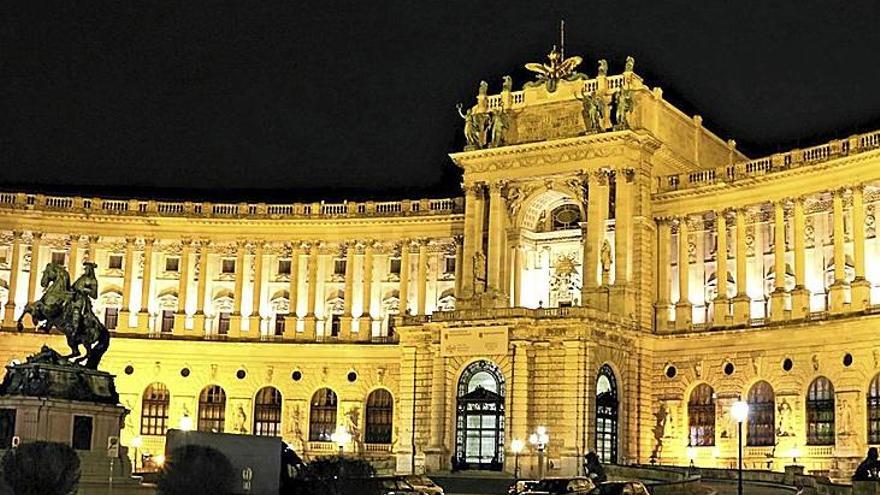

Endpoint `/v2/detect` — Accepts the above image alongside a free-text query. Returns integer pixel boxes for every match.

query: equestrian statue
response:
[16,261,110,369]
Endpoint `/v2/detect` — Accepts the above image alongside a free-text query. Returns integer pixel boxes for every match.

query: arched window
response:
[253,387,282,437]
[807,377,835,445]
[309,388,337,441]
[365,389,393,444]
[140,383,170,436]
[869,374,880,444]
[688,384,715,447]
[595,364,619,464]
[550,204,582,231]
[198,385,226,433]
[747,381,775,446]
[454,360,505,471]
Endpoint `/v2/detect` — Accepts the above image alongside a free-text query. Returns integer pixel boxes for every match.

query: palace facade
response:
[2,53,880,480]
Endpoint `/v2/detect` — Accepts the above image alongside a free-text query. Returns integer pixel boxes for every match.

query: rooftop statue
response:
[524,45,586,93]
[597,59,608,77]
[16,261,110,369]
[613,86,635,130]
[625,55,635,72]
[576,88,604,134]
[501,75,513,93]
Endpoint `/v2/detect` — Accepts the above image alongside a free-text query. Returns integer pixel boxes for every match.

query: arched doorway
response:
[454,360,505,471]
[595,364,619,463]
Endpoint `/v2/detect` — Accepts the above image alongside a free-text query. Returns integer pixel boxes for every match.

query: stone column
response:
[459,184,478,297]
[340,244,355,340]
[675,217,691,330]
[829,189,847,314]
[193,241,210,333]
[173,239,192,335]
[416,240,428,315]
[851,185,871,310]
[426,344,447,466]
[487,181,507,296]
[284,243,301,340]
[714,211,729,324]
[512,243,524,307]
[136,238,155,333]
[790,198,810,319]
[3,231,23,326]
[85,235,99,265]
[26,232,42,307]
[303,242,319,340]
[248,242,265,336]
[732,208,751,324]
[68,236,80,279]
[399,241,411,315]
[770,201,788,322]
[453,235,464,299]
[510,341,531,452]
[359,241,374,341]
[229,242,246,337]
[583,171,609,308]
[611,168,634,315]
[119,237,136,331]
[655,219,672,331]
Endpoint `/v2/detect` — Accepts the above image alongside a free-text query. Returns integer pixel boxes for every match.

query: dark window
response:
[747,381,775,446]
[161,310,174,333]
[253,387,283,437]
[165,257,180,272]
[217,312,230,335]
[869,374,880,444]
[807,376,835,445]
[330,315,341,337]
[445,256,456,274]
[551,204,582,231]
[221,259,236,274]
[688,384,715,447]
[274,316,286,336]
[454,360,505,471]
[309,388,337,441]
[104,307,118,330]
[0,409,15,448]
[390,258,401,275]
[51,251,66,265]
[334,259,346,276]
[141,383,170,436]
[108,254,123,270]
[198,385,226,433]
[72,415,93,450]
[365,389,393,444]
[596,364,619,464]
[278,259,291,275]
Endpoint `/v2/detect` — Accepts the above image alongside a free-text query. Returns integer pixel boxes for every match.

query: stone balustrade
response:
[0,192,464,219]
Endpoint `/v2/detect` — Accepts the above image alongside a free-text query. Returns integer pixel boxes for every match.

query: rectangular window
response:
[217,312,231,335]
[51,251,66,265]
[334,259,346,276]
[330,314,341,337]
[108,254,123,270]
[161,310,174,333]
[72,415,93,450]
[221,259,236,274]
[165,257,180,272]
[274,316,286,336]
[390,258,401,275]
[0,409,15,449]
[277,259,291,275]
[104,308,118,330]
[0,247,8,265]
[445,256,456,274]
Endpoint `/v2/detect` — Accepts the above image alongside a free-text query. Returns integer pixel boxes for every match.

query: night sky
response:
[2,1,879,202]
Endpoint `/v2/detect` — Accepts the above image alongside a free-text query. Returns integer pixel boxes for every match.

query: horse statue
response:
[17,261,110,369]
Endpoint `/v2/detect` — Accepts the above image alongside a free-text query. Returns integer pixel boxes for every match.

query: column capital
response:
[488,180,508,194]
[654,216,674,226]
[142,237,156,248]
[452,234,464,246]
[179,237,194,248]
[31,231,43,241]
[614,167,635,183]
[11,230,23,240]
[589,169,610,185]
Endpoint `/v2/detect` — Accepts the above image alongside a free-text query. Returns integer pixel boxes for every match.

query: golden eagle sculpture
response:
[524,45,586,92]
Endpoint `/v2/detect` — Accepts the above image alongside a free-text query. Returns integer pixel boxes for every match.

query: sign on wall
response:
[441,326,508,357]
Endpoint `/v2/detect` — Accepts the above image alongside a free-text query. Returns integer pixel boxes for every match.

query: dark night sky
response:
[1,1,879,202]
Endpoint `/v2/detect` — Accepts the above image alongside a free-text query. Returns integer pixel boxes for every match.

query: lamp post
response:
[529,426,549,480]
[131,436,143,471]
[179,414,194,432]
[511,439,524,482]
[686,443,696,469]
[731,400,750,495]
[331,426,352,456]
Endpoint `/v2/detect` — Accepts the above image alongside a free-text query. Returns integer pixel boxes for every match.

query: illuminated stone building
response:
[2,51,880,479]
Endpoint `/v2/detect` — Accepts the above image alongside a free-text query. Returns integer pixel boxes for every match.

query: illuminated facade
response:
[1,54,880,479]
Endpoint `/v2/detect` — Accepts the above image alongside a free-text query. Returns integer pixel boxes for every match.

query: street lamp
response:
[529,426,549,479]
[789,446,801,465]
[131,436,143,471]
[331,426,352,456]
[511,439,524,482]
[686,443,696,468]
[179,414,194,432]
[731,400,750,495]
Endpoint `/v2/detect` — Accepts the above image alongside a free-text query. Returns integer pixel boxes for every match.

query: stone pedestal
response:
[340,316,353,340]
[783,464,804,486]
[229,314,242,338]
[247,315,261,337]
[303,315,317,340]
[852,278,871,311]
[135,311,150,333]
[732,295,750,325]
[193,312,206,334]
[118,310,132,331]
[609,285,634,318]
[790,287,810,319]
[172,312,188,335]
[675,302,691,330]
[770,291,787,322]
[283,315,299,340]
[829,283,848,314]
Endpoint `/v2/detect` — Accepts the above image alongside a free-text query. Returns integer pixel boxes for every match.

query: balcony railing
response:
[0,191,464,220]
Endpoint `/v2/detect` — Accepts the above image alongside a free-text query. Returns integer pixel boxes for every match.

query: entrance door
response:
[595,364,619,464]
[454,360,505,471]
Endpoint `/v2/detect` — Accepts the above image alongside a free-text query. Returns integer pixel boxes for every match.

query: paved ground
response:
[704,480,796,494]
[438,478,798,495]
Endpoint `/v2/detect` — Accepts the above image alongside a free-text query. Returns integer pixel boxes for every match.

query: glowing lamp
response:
[154,454,165,467]
[511,439,525,454]
[131,436,142,449]
[179,415,194,432]
[731,401,750,423]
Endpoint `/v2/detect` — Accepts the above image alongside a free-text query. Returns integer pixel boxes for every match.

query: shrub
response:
[1,441,80,495]
[293,456,376,495]
[157,445,235,495]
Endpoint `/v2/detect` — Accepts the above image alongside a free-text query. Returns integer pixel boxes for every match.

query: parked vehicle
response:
[593,480,651,495]
[403,474,444,494]
[508,479,539,494]
[522,477,597,494]
[366,476,431,495]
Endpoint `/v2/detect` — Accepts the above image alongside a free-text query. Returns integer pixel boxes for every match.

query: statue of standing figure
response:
[577,89,604,134]
[613,88,635,130]
[457,103,489,150]
[597,59,608,77]
[488,109,509,148]
[600,239,613,285]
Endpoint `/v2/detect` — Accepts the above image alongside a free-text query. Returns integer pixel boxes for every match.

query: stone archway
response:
[453,360,506,471]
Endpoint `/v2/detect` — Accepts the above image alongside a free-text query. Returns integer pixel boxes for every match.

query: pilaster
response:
[136,238,155,334]
[791,198,810,319]
[770,201,787,322]
[2,231,23,326]
[674,217,691,330]
[829,189,848,314]
[851,185,870,310]
[732,208,750,325]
